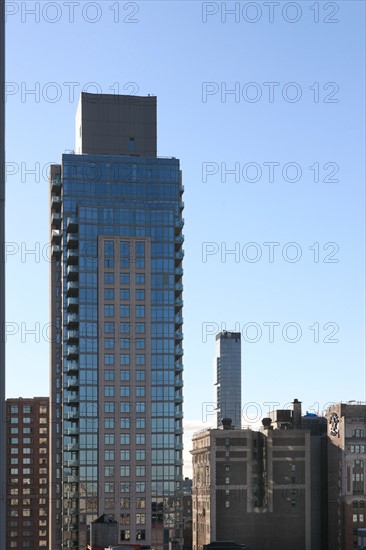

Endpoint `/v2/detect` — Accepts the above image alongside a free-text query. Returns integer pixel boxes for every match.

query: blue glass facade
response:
[50,152,184,550]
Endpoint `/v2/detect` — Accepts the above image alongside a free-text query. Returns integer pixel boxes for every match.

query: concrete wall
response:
[76,93,157,157]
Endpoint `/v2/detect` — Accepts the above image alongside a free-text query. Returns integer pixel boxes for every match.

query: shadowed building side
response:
[0,2,6,548]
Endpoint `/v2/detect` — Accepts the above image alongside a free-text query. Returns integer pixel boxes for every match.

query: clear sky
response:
[4,1,365,476]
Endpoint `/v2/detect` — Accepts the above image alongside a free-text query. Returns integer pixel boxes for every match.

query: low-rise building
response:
[191,399,327,550]
[326,402,366,550]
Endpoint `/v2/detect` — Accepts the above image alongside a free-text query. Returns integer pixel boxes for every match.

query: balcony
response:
[175,360,183,371]
[51,212,61,227]
[67,314,78,328]
[52,244,61,257]
[67,282,78,297]
[175,298,183,308]
[51,194,61,210]
[175,346,183,356]
[175,458,184,466]
[175,250,184,260]
[175,376,183,388]
[175,267,183,276]
[67,346,79,359]
[67,377,79,389]
[175,283,183,292]
[67,266,78,280]
[67,233,78,248]
[67,443,79,452]
[67,395,79,405]
[175,235,184,244]
[66,360,78,374]
[51,178,61,191]
[175,411,184,419]
[175,392,183,403]
[67,426,79,436]
[67,507,78,515]
[67,541,78,548]
[67,297,79,311]
[175,314,183,325]
[52,229,61,243]
[175,443,183,450]
[67,217,78,232]
[175,218,184,229]
[67,250,78,265]
[67,330,79,342]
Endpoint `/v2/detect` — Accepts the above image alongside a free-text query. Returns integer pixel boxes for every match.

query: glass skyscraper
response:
[214,331,241,428]
[49,93,184,550]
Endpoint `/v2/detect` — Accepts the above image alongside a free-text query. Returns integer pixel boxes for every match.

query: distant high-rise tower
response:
[214,331,241,428]
[49,93,184,550]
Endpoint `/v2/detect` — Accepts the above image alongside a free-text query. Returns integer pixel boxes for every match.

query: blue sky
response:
[4,1,365,474]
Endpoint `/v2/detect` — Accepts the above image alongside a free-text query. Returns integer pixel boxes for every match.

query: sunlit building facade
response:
[6,397,49,550]
[49,93,184,550]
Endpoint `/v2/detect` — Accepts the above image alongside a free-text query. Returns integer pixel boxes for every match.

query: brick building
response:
[6,397,49,549]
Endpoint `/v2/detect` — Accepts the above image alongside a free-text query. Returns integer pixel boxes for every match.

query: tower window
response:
[129,138,135,152]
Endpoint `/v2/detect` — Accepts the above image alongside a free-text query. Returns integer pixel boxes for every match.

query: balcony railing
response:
[51,195,61,209]
[52,245,61,257]
[67,250,78,265]
[51,212,61,227]
[67,297,79,310]
[67,314,78,327]
[67,395,79,405]
[52,229,61,243]
[67,377,79,389]
[66,360,78,374]
[66,426,79,436]
[175,391,183,402]
[51,178,61,191]
[66,475,79,484]
[67,282,79,296]
[67,217,78,232]
[67,233,78,248]
[67,266,78,280]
